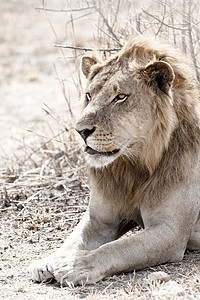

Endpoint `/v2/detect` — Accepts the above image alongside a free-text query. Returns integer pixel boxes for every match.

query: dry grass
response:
[1,0,200,299]
[1,153,200,299]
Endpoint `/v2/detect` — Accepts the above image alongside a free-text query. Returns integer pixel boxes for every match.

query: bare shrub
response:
[36,0,200,91]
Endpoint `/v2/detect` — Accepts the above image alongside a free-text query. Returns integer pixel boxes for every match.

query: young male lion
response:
[30,36,200,286]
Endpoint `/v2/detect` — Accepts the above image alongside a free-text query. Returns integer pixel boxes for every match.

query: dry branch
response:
[187,0,200,82]
[35,6,95,13]
[142,9,184,31]
[94,4,123,46]
[54,44,121,52]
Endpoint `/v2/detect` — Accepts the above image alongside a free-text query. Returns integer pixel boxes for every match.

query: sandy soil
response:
[0,1,200,299]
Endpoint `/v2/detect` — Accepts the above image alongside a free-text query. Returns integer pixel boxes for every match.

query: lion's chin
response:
[85,150,119,169]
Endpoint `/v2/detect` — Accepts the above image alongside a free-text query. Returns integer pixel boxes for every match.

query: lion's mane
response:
[89,36,200,209]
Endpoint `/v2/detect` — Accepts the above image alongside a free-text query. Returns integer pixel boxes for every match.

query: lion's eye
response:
[86,93,91,103]
[112,94,128,104]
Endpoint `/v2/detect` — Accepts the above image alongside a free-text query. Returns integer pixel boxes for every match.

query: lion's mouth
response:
[85,146,120,157]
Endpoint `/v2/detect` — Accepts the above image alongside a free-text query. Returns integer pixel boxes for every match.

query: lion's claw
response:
[29,258,54,282]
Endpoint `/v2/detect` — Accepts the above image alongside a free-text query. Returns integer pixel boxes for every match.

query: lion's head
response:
[76,36,200,174]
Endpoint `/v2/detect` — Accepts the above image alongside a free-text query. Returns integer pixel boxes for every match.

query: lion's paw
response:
[53,251,104,286]
[29,258,54,282]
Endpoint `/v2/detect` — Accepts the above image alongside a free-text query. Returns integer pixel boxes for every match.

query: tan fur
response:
[82,36,200,207]
[29,36,200,286]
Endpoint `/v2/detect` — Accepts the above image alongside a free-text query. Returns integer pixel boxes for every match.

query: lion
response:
[29,36,200,286]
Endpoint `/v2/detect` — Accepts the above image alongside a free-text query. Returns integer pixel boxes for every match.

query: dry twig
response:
[35,6,95,13]
[54,44,121,52]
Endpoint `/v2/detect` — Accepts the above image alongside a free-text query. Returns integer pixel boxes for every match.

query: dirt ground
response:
[0,1,200,299]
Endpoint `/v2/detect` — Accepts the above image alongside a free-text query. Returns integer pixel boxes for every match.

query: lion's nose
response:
[76,127,96,142]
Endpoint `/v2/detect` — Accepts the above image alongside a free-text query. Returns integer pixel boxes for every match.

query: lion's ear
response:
[140,61,175,95]
[81,56,98,78]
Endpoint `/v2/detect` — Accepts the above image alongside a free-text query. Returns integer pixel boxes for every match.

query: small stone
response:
[148,271,171,283]
[55,183,64,191]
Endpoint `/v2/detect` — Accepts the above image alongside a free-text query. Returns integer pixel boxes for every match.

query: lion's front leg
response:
[51,225,177,286]
[50,222,183,286]
[52,187,199,286]
[29,197,120,283]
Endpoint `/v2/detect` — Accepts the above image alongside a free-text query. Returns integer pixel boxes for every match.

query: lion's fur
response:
[84,36,200,211]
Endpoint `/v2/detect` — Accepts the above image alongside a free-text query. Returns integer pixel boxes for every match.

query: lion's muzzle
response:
[76,126,96,142]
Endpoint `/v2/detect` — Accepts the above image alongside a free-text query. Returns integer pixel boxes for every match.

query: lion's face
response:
[76,55,175,169]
